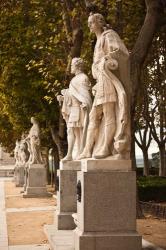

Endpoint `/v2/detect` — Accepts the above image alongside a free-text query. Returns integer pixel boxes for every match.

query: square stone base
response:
[74,228,142,250]
[44,226,142,250]
[77,170,137,232]
[15,165,25,187]
[23,164,52,198]
[56,211,76,230]
[23,187,52,198]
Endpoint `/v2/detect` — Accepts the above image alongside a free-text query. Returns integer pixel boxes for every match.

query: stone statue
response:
[79,13,131,160]
[57,57,92,161]
[19,133,30,164]
[14,140,20,165]
[26,117,43,164]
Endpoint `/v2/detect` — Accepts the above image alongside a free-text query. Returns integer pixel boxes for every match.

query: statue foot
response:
[93,149,110,159]
[77,151,91,160]
[61,155,73,161]
[72,213,78,227]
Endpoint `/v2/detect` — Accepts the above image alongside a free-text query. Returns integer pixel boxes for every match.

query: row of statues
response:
[14,117,43,166]
[57,13,131,161]
[14,12,131,165]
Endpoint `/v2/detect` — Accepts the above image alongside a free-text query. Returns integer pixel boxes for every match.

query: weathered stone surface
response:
[23,164,51,198]
[56,161,81,230]
[81,159,131,172]
[74,228,142,250]
[15,165,25,187]
[77,171,136,232]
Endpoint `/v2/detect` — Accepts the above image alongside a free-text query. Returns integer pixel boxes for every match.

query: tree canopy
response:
[0,0,165,174]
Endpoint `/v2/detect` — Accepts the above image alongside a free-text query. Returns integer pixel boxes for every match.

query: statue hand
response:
[57,95,63,103]
[92,89,96,96]
[80,103,87,109]
[105,56,118,70]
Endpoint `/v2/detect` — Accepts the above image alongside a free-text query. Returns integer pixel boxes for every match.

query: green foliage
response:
[138,176,166,202]
[138,176,166,187]
[0,0,64,150]
[0,0,164,155]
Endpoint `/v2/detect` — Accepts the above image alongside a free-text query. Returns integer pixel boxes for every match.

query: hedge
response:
[137,176,166,202]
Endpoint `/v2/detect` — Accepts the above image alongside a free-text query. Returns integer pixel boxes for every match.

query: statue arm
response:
[57,94,64,104]
[57,88,69,105]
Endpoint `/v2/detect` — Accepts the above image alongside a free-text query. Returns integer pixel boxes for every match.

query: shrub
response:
[137,176,166,202]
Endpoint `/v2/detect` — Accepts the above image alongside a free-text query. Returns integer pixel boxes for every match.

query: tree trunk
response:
[51,2,84,161]
[130,0,165,220]
[142,148,150,176]
[130,2,164,155]
[159,143,166,176]
[136,185,145,219]
[49,126,67,160]
[131,131,137,171]
[130,0,164,108]
[23,0,30,26]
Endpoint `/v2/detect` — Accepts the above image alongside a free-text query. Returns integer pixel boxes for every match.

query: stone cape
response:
[91,29,131,159]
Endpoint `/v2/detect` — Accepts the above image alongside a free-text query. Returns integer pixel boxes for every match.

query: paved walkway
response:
[0,180,8,250]
[0,178,52,250]
[9,244,50,250]
[6,206,55,213]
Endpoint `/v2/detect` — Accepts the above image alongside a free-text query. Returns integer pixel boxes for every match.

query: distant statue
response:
[79,13,131,160]
[19,133,30,164]
[26,117,43,164]
[14,140,20,165]
[57,57,92,161]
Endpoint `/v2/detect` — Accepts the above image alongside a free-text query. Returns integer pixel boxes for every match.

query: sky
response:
[135,139,159,159]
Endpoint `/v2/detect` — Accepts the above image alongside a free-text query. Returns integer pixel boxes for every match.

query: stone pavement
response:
[0,179,8,250]
[9,244,50,250]
[6,206,55,213]
[0,178,52,250]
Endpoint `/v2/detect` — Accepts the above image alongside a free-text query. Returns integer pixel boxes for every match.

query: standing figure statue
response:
[57,57,92,161]
[19,133,30,164]
[26,117,43,164]
[14,140,20,165]
[79,13,131,160]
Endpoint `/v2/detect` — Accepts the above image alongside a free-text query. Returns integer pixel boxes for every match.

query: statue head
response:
[30,116,38,125]
[71,57,84,74]
[88,13,106,33]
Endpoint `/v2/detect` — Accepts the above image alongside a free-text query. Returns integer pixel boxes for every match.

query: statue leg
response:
[62,127,75,161]
[74,127,83,159]
[78,106,102,159]
[94,102,116,159]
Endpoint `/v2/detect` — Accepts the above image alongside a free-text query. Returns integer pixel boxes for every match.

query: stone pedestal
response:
[16,165,25,187]
[55,160,81,230]
[14,164,25,187]
[23,164,28,192]
[74,159,142,250]
[23,164,52,198]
